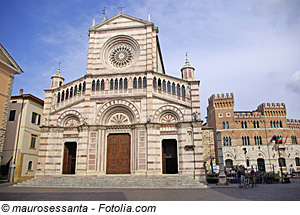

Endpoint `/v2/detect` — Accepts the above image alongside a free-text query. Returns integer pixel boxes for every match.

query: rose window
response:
[109,44,134,68]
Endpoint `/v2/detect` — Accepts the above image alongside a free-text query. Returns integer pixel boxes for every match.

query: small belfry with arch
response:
[36,13,205,183]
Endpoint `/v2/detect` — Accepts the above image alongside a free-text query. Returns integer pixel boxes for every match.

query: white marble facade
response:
[36,13,205,182]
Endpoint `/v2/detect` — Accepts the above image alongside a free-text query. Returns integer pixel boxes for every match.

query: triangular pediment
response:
[0,43,23,74]
[89,13,153,32]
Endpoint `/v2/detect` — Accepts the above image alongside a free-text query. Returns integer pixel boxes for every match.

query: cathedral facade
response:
[36,13,205,182]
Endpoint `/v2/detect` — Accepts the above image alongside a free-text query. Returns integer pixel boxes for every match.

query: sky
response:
[1,0,300,121]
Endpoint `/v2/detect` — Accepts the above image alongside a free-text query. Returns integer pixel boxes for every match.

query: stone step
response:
[14,175,207,188]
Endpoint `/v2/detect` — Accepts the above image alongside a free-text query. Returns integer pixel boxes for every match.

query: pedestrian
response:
[236,169,243,188]
[250,169,255,184]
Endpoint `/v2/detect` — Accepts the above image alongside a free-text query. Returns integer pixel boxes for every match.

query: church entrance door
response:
[107,134,131,174]
[62,142,77,174]
[162,139,178,174]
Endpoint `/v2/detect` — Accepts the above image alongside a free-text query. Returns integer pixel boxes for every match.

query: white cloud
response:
[287,71,300,94]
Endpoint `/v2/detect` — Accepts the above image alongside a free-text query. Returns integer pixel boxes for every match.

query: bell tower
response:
[181,54,195,81]
[50,67,64,89]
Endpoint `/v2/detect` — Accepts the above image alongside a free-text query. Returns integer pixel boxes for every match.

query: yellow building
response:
[1,91,44,182]
[0,43,23,174]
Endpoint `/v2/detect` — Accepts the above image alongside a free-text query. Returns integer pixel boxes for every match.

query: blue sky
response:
[1,0,300,120]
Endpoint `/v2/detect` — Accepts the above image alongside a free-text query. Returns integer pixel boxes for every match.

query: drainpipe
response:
[12,89,24,182]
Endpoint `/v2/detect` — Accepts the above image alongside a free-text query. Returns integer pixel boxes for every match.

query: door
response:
[107,134,130,174]
[257,158,265,172]
[162,139,178,174]
[63,142,77,174]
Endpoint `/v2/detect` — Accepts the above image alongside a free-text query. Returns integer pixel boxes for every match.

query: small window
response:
[296,157,300,166]
[31,112,41,125]
[219,113,223,118]
[226,113,231,117]
[279,158,286,167]
[28,161,33,171]
[30,135,37,149]
[9,110,16,121]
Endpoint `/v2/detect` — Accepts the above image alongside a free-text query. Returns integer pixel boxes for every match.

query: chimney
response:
[19,89,23,95]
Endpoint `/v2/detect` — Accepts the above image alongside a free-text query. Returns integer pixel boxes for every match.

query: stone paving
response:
[0,179,299,201]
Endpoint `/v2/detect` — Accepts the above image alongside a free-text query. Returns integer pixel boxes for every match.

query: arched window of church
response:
[115,79,118,89]
[74,85,77,96]
[79,83,82,92]
[65,89,69,100]
[57,92,60,103]
[280,121,282,128]
[124,78,128,89]
[182,85,185,97]
[226,122,229,129]
[270,121,273,128]
[83,82,86,92]
[138,77,142,88]
[110,79,114,90]
[241,121,244,128]
[70,87,73,98]
[96,80,100,90]
[143,77,147,88]
[244,121,247,128]
[177,84,181,96]
[119,78,123,89]
[92,80,95,91]
[101,80,104,90]
[229,137,231,146]
[133,77,137,88]
[153,77,157,88]
[61,90,65,101]
[162,80,166,91]
[158,78,162,89]
[223,122,226,129]
[167,81,171,93]
[172,82,175,94]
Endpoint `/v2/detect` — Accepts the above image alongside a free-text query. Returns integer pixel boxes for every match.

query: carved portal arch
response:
[96,99,140,125]
[57,110,84,127]
[153,105,184,123]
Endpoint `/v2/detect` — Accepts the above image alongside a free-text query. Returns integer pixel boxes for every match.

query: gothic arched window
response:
[133,77,137,88]
[110,79,114,90]
[92,80,95,91]
[124,78,128,89]
[101,80,105,90]
[119,78,123,89]
[153,77,157,88]
[167,81,171,93]
[162,80,166,91]
[143,77,147,88]
[177,84,181,96]
[96,80,100,90]
[83,82,86,92]
[181,85,185,97]
[172,82,175,94]
[138,77,142,88]
[70,87,73,98]
[115,79,118,89]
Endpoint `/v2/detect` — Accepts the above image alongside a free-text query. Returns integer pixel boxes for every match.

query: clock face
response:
[109,44,134,68]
